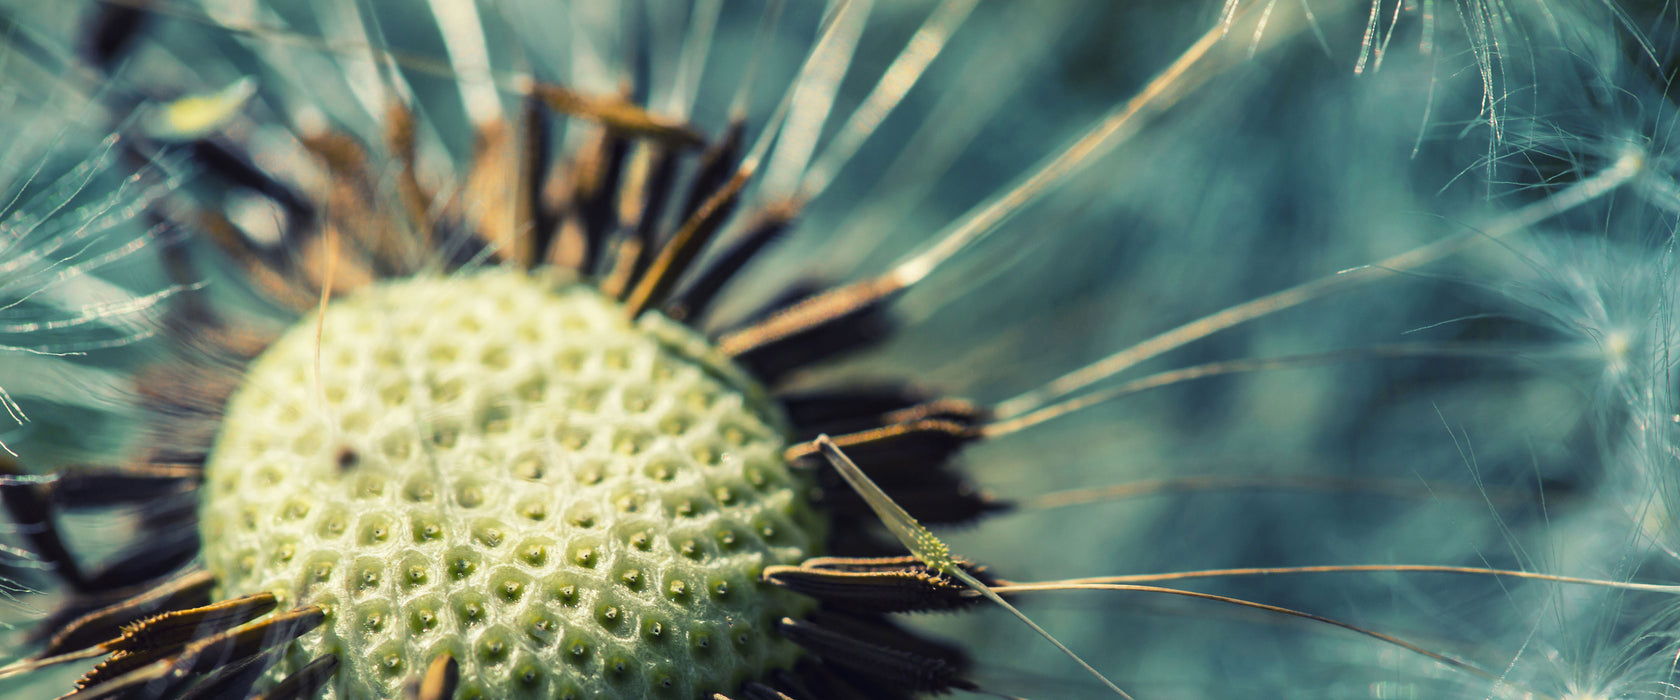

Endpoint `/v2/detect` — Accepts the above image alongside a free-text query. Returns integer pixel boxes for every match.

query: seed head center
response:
[198,269,823,699]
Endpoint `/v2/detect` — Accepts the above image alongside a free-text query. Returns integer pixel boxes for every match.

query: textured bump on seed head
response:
[199,268,825,699]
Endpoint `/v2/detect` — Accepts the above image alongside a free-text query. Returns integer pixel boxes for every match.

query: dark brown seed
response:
[784,420,976,473]
[676,121,745,225]
[531,83,705,148]
[764,556,991,614]
[665,199,797,324]
[406,653,460,700]
[65,605,325,699]
[719,276,904,383]
[623,169,750,318]
[107,593,277,655]
[38,570,216,659]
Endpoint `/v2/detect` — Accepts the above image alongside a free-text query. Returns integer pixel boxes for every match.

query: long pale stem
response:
[993,150,1648,420]
[889,0,1322,289]
[988,582,1515,691]
[1012,564,1680,595]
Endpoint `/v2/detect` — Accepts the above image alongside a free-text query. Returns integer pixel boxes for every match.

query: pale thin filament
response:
[316,0,402,125]
[739,1,861,176]
[795,0,978,201]
[731,0,1322,340]
[70,0,596,100]
[0,136,123,263]
[427,0,502,124]
[565,0,622,95]
[312,225,341,414]
[988,582,1515,690]
[1011,565,1680,595]
[888,0,1318,289]
[984,344,1533,438]
[810,1,1071,279]
[993,148,1647,420]
[758,0,873,200]
[0,282,201,335]
[728,0,786,119]
[664,0,721,118]
[1023,473,1543,511]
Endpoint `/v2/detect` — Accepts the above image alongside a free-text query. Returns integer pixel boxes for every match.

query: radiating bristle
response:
[101,593,277,659]
[764,556,992,614]
[623,168,750,317]
[787,420,975,475]
[31,570,215,660]
[664,199,796,325]
[63,605,325,700]
[720,276,904,383]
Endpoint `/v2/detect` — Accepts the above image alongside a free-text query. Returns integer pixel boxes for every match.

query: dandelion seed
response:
[143,76,258,142]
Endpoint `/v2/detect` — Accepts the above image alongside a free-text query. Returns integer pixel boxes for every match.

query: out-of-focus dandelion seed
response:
[142,76,258,142]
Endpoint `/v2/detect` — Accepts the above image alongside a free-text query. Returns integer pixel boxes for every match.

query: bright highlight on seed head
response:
[198,268,825,699]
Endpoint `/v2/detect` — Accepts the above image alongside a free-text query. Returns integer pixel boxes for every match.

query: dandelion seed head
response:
[199,269,822,698]
[11,1,1680,697]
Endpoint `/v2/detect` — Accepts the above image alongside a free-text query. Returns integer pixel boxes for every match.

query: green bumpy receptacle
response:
[198,269,825,699]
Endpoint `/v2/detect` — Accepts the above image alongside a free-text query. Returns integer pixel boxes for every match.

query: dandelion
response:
[7,1,1680,699]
